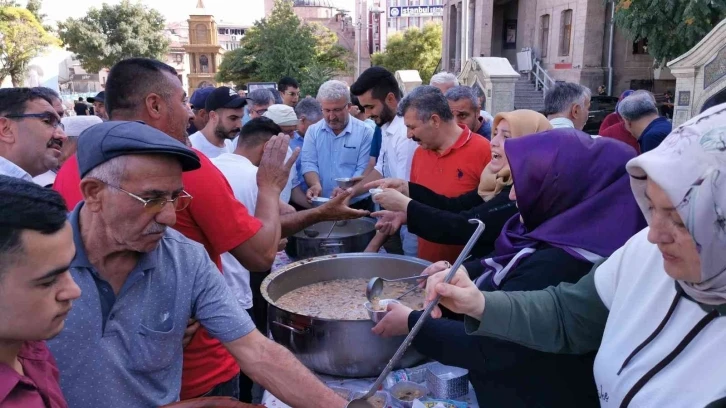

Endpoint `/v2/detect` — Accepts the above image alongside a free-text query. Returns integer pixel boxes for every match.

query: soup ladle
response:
[346,219,486,407]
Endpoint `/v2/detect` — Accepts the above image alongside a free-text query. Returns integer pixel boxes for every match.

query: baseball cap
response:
[87,91,105,103]
[77,121,201,178]
[205,86,247,112]
[189,86,215,109]
[263,104,298,126]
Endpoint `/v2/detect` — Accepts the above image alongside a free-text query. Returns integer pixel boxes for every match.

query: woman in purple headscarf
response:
[372,128,646,407]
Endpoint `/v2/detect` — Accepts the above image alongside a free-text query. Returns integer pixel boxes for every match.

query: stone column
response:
[455,3,462,71]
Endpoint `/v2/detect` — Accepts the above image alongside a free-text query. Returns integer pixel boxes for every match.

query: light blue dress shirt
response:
[301,115,373,201]
[290,131,307,192]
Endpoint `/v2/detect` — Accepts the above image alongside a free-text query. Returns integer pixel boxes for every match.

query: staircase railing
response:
[531,59,556,99]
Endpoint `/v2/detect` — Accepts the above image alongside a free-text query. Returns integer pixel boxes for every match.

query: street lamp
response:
[357,7,385,79]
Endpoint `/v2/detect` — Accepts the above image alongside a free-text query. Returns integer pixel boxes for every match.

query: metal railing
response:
[530,59,556,99]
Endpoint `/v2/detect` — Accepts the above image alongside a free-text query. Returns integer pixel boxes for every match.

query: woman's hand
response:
[365,178,409,196]
[425,267,485,319]
[371,303,413,337]
[373,188,412,212]
[372,210,406,235]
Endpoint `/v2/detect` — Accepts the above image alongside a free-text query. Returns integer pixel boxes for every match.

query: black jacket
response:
[406,183,517,259]
[408,246,599,408]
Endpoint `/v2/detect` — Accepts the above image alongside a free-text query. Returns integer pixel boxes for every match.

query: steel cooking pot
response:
[262,253,430,377]
[285,218,376,260]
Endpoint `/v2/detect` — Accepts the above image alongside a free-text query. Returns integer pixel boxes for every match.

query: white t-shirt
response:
[189,131,234,158]
[280,147,299,204]
[210,153,259,309]
[375,115,419,181]
[592,228,726,407]
[33,170,56,187]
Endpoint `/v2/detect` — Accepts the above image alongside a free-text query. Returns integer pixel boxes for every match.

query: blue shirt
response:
[639,116,672,153]
[290,131,307,192]
[476,120,492,140]
[370,126,383,158]
[47,203,255,408]
[301,115,373,200]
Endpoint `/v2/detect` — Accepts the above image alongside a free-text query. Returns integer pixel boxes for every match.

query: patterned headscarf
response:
[626,103,726,305]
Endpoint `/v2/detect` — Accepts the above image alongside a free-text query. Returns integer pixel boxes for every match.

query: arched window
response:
[199,55,209,73]
[559,9,572,56]
[195,23,209,44]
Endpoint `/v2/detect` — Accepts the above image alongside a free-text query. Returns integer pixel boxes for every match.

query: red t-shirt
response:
[52,149,263,399]
[0,341,68,408]
[410,125,490,263]
[53,155,83,210]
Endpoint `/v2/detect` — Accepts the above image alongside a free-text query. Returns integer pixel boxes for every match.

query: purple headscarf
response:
[479,128,647,288]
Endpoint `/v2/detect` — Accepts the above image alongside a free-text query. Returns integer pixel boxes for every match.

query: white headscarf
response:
[626,103,726,305]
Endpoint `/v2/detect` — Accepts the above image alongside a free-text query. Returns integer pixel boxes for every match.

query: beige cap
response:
[263,104,298,126]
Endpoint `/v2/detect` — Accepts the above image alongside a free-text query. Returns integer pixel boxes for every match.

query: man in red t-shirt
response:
[392,85,491,263]
[0,177,81,408]
[52,58,367,401]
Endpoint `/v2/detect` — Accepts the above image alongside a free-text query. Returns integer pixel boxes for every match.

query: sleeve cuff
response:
[464,291,513,337]
[407,309,424,330]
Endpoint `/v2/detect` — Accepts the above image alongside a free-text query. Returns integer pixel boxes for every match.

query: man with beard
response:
[188,87,243,158]
[341,67,419,256]
[188,86,215,135]
[302,80,373,208]
[0,88,67,181]
[31,87,72,187]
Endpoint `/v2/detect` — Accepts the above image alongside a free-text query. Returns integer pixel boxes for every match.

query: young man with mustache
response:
[0,88,68,181]
[188,86,245,159]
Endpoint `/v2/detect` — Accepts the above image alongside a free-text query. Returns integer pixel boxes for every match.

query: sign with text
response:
[388,5,444,18]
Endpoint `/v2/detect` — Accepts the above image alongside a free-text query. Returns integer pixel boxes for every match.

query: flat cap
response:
[77,121,200,178]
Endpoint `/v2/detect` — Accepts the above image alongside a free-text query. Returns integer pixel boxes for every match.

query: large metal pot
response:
[285,218,376,260]
[262,253,430,377]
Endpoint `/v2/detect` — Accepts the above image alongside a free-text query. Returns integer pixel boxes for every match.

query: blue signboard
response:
[388,5,444,18]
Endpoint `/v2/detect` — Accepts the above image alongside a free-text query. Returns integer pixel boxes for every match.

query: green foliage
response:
[0,6,59,86]
[57,0,169,73]
[217,0,350,90]
[614,0,726,65]
[371,22,442,84]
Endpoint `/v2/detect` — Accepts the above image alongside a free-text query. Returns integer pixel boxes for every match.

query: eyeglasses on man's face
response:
[4,112,64,131]
[101,181,193,214]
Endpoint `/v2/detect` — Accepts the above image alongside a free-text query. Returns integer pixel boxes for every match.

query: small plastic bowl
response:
[369,188,383,196]
[389,381,429,408]
[335,177,356,189]
[363,299,401,323]
[350,390,391,408]
[311,196,330,207]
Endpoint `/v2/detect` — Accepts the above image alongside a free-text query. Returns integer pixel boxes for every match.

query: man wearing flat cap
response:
[46,120,347,408]
[188,86,244,158]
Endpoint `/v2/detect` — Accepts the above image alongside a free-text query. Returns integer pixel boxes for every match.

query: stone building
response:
[184,1,224,94]
[442,0,675,95]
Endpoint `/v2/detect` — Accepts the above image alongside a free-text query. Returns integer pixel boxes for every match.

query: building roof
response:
[293,0,336,8]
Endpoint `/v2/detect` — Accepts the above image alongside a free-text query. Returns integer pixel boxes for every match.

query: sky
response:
[40,0,356,27]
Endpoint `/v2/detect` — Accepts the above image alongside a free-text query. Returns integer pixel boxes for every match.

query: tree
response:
[25,0,51,32]
[0,7,58,86]
[371,22,442,84]
[57,0,169,73]
[216,0,350,90]
[614,0,726,66]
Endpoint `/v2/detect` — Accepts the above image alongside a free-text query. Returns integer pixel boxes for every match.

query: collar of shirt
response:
[438,124,473,157]
[549,117,575,129]
[0,156,32,181]
[322,114,353,137]
[0,341,51,403]
[382,115,406,138]
[68,201,157,273]
[642,116,671,135]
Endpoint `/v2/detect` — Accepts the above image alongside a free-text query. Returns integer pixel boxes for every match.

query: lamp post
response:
[357,6,385,79]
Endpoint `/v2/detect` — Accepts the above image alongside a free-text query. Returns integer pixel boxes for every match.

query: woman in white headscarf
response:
[422,103,726,407]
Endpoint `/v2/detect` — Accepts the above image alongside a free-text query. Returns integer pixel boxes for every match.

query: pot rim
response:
[262,253,431,322]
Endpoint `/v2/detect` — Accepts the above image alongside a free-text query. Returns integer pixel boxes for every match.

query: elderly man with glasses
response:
[46,120,347,408]
[0,88,67,181]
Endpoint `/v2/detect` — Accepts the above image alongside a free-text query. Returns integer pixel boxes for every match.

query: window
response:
[633,38,648,54]
[558,9,572,56]
[195,23,209,44]
[199,55,209,73]
[540,14,550,58]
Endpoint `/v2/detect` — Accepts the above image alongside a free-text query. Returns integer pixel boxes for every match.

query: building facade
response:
[442,0,675,95]
[218,22,248,51]
[184,6,224,94]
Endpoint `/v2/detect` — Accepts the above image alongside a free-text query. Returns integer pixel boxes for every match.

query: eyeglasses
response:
[250,108,268,116]
[101,182,193,213]
[4,112,64,131]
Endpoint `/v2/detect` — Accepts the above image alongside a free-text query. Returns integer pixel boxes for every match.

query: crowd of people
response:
[0,53,723,408]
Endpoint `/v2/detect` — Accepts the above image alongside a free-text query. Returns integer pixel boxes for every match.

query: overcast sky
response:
[40,0,356,27]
